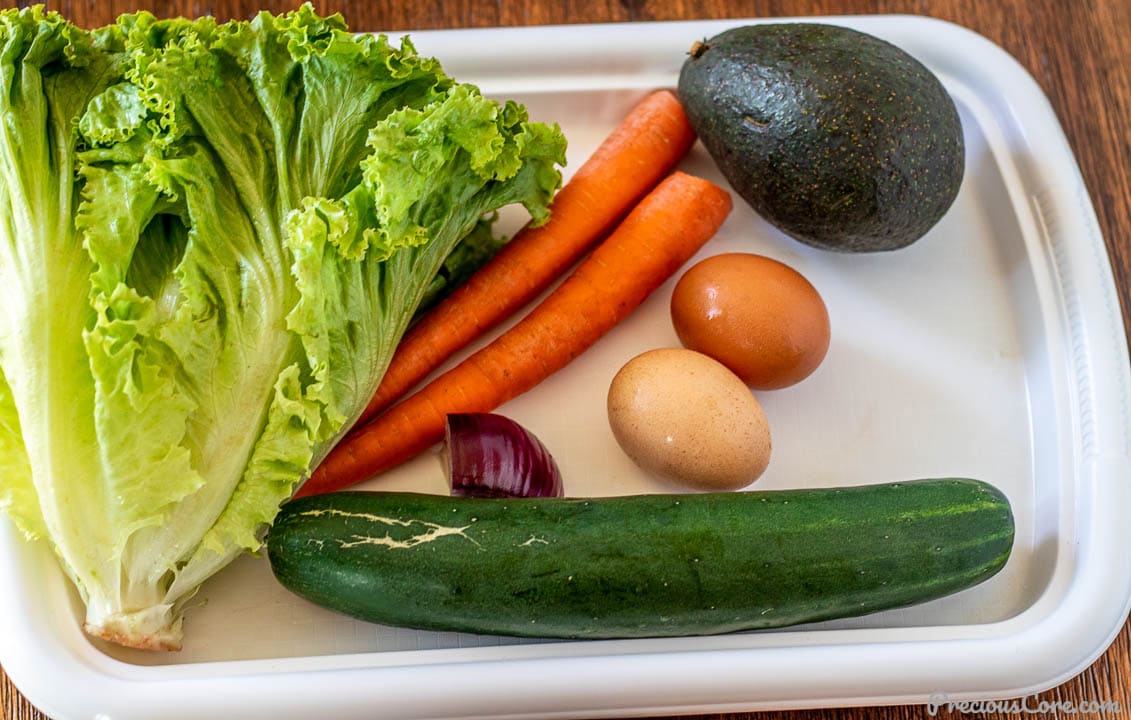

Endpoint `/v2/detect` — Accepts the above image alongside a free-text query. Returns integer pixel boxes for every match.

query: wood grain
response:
[2,1,1129,719]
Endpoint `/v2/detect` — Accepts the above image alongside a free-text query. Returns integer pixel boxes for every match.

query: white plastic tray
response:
[2,14,1129,720]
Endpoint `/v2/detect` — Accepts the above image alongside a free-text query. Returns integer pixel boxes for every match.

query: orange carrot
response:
[355,89,697,426]
[297,171,733,497]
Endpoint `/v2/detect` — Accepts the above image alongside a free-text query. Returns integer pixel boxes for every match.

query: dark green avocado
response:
[678,23,965,252]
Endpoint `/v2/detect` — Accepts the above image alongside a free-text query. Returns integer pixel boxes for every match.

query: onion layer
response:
[444,413,563,498]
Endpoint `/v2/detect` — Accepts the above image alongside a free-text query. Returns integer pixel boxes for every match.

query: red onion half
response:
[444,413,563,498]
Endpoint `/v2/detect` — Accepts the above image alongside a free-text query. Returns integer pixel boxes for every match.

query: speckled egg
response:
[606,348,771,491]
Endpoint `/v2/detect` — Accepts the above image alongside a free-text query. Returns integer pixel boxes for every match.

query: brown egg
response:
[670,253,830,390]
[607,348,771,491]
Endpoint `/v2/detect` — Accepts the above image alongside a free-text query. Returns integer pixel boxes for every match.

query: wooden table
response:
[2,1,1128,718]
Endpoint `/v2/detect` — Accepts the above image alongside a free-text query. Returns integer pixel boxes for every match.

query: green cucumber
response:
[267,478,1014,638]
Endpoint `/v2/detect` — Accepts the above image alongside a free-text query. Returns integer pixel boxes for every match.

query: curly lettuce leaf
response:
[0,6,129,618]
[0,4,564,649]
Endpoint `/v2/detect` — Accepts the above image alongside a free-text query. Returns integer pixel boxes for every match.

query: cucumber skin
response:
[267,479,1014,639]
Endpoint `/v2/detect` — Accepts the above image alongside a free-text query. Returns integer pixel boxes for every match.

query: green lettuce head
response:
[0,5,564,649]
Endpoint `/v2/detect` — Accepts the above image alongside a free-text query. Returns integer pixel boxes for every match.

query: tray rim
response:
[1,13,1129,720]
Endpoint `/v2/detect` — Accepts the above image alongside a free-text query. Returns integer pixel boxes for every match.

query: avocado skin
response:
[679,23,965,252]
